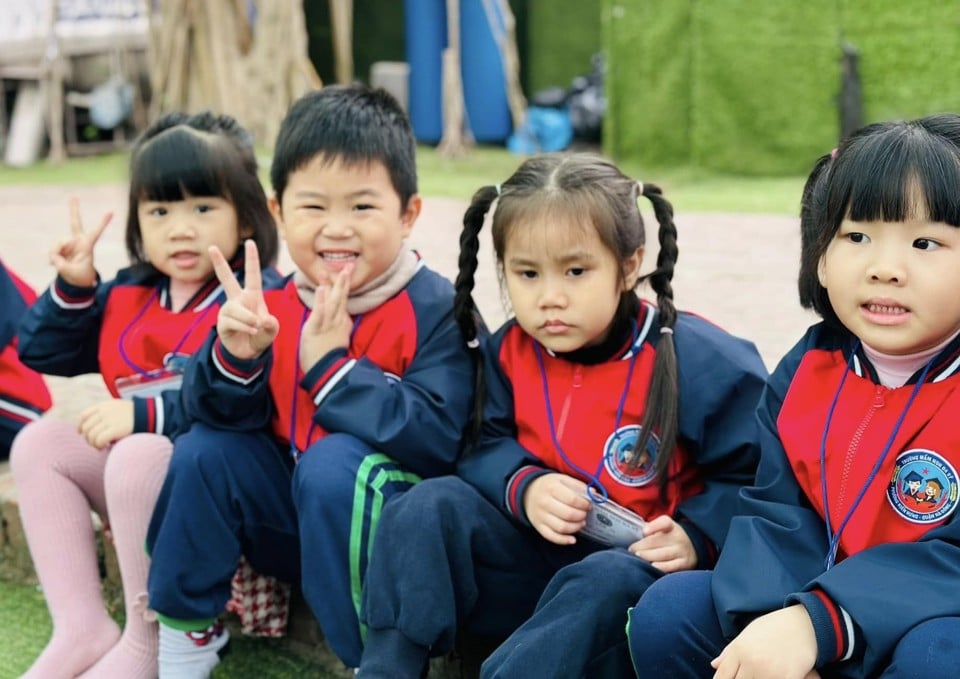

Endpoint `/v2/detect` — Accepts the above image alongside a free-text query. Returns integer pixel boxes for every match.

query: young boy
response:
[145,85,477,677]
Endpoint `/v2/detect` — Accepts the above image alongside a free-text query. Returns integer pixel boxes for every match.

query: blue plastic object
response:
[507,107,573,155]
[460,0,512,143]
[404,0,446,144]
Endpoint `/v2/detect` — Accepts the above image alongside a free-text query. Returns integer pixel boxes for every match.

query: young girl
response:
[10,111,279,679]
[627,115,960,678]
[355,153,768,677]
[0,260,52,458]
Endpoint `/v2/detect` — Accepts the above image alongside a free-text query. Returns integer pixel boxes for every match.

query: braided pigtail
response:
[454,184,500,443]
[635,183,680,493]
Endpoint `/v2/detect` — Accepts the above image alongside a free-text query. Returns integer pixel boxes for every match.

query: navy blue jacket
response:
[713,322,960,674]
[459,300,768,563]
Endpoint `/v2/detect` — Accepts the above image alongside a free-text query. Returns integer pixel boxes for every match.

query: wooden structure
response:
[0,0,150,164]
[148,0,322,149]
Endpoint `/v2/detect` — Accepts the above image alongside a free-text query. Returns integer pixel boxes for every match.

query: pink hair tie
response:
[660,327,674,335]
[830,147,838,159]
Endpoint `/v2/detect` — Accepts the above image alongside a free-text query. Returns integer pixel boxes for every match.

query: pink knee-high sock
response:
[79,433,173,679]
[10,419,121,679]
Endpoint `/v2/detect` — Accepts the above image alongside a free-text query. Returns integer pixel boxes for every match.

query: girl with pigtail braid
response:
[357,154,767,679]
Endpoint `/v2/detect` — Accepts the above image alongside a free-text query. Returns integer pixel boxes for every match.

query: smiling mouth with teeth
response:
[864,303,907,314]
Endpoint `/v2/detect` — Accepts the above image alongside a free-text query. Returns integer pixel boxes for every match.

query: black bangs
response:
[130,128,233,202]
[826,121,960,228]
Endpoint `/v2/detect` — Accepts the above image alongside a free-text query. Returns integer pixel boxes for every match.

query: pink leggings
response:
[11,419,172,678]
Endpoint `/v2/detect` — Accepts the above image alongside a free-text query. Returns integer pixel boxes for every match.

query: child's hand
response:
[627,514,697,572]
[299,264,354,373]
[50,197,112,287]
[711,605,819,679]
[210,240,279,360]
[523,473,591,545]
[78,398,134,449]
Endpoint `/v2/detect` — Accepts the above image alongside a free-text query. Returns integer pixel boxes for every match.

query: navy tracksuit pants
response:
[146,424,418,667]
[627,570,960,678]
[359,475,663,678]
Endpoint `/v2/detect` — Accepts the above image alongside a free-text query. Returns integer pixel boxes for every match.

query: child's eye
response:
[195,204,213,214]
[148,206,167,217]
[354,203,374,211]
[567,267,586,277]
[844,232,869,244]
[518,270,538,280]
[914,238,940,251]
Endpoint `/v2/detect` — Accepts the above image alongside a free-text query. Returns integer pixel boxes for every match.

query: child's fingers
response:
[87,211,113,246]
[260,314,280,339]
[555,482,592,511]
[648,556,689,574]
[536,521,578,546]
[641,514,675,535]
[330,265,353,316]
[305,285,328,331]
[242,240,262,293]
[219,312,262,336]
[209,245,243,299]
[69,196,83,235]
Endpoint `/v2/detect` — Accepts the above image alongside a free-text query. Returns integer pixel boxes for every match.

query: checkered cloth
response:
[225,555,291,637]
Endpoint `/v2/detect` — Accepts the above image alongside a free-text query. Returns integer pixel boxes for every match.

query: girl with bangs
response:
[11,112,280,679]
[628,115,960,678]
[356,154,767,677]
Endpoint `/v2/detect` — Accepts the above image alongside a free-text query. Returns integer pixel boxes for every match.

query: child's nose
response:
[867,249,906,284]
[538,280,568,308]
[322,215,354,238]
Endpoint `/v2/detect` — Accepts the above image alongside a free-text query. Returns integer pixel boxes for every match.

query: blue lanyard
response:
[532,332,640,505]
[118,288,217,376]
[819,342,934,569]
[288,310,364,461]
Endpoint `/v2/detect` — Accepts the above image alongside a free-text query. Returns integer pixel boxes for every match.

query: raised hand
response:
[299,264,354,373]
[523,473,592,545]
[711,605,819,679]
[50,197,112,287]
[627,514,697,572]
[210,239,279,360]
[78,398,134,449]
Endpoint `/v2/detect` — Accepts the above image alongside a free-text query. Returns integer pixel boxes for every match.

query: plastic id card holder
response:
[115,369,183,399]
[579,496,647,548]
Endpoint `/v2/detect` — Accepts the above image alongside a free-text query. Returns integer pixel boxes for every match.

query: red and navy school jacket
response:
[0,262,52,432]
[182,264,475,478]
[458,299,768,565]
[712,322,960,675]
[17,258,280,439]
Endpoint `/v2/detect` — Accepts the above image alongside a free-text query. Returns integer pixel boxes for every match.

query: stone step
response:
[0,463,480,677]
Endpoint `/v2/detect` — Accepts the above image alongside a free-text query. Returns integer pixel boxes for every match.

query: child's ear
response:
[817,254,827,288]
[622,246,644,290]
[268,193,286,238]
[399,194,422,238]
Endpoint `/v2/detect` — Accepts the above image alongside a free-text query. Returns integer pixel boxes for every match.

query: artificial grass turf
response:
[0,579,346,679]
[0,580,51,679]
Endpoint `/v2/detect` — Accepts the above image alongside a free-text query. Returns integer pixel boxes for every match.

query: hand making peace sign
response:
[49,197,113,288]
[209,239,279,360]
[298,263,354,374]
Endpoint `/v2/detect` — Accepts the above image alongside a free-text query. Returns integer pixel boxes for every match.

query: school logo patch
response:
[603,424,659,487]
[887,449,959,524]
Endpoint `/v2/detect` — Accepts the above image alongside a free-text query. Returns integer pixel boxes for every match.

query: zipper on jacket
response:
[555,365,583,441]
[837,385,886,513]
